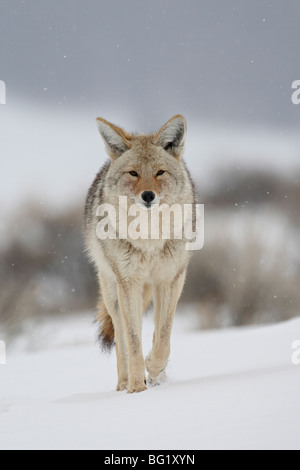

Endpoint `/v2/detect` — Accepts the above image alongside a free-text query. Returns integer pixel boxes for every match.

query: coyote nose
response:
[141,191,155,204]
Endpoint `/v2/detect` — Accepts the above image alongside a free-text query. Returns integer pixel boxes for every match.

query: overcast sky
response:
[1,0,300,129]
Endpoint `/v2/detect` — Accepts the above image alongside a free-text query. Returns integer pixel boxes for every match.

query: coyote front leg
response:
[100,277,129,391]
[117,279,147,393]
[146,271,186,383]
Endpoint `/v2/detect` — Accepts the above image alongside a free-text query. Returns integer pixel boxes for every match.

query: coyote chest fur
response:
[84,115,195,393]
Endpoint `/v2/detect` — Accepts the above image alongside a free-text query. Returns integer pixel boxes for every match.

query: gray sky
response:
[1,0,300,129]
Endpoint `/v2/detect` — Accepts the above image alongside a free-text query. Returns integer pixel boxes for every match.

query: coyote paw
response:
[127,379,147,394]
[146,354,168,385]
[116,380,128,392]
[148,369,167,387]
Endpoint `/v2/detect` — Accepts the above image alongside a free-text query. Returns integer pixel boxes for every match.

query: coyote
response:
[84,115,196,393]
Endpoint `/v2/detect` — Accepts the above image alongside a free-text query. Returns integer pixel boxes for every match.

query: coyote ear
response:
[154,115,187,159]
[96,118,132,160]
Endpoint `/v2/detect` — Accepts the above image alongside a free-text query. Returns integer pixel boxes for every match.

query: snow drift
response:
[0,312,299,450]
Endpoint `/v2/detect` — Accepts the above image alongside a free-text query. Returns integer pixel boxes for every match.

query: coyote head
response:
[96,115,191,209]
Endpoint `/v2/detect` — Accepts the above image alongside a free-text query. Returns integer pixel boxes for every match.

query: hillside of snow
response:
[1,312,300,450]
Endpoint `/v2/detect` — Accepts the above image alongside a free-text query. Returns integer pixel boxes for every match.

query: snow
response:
[1,101,300,220]
[1,312,300,450]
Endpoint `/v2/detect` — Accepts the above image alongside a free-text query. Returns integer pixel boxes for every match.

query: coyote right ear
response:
[96,118,132,160]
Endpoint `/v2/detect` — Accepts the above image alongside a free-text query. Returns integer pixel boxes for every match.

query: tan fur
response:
[96,298,115,351]
[154,114,187,146]
[84,115,196,393]
[96,117,132,147]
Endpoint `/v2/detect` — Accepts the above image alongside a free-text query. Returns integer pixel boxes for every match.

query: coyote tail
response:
[96,299,115,352]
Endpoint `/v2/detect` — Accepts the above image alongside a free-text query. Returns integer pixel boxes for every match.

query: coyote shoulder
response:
[84,115,196,393]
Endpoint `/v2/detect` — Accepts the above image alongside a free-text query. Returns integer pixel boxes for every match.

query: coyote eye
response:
[129,171,139,177]
[156,170,165,177]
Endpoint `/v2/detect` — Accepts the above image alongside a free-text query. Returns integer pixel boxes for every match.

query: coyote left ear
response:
[154,115,187,159]
[96,117,132,160]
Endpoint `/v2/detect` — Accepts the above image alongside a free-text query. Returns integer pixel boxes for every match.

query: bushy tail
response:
[96,299,115,352]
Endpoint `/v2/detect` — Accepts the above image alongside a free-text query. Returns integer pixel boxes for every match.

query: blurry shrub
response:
[204,170,300,220]
[1,170,300,337]
[183,207,300,328]
[0,205,97,336]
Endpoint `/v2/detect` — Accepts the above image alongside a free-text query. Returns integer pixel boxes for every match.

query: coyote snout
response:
[141,191,156,207]
[84,114,196,393]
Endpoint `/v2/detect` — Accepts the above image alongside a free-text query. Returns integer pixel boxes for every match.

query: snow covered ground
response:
[0,311,300,450]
